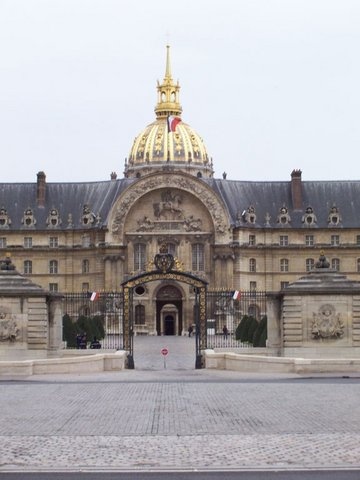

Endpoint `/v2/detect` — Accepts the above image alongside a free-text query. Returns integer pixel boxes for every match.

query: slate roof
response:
[0,178,133,230]
[206,178,360,228]
[0,176,359,230]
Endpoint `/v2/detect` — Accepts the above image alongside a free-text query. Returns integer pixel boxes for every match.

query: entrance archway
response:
[156,284,183,335]
[121,250,207,370]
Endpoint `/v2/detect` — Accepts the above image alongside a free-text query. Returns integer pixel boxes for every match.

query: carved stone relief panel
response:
[303,296,351,345]
[123,188,212,235]
[109,174,230,242]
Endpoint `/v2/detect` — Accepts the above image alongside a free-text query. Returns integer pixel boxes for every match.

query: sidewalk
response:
[1,336,360,472]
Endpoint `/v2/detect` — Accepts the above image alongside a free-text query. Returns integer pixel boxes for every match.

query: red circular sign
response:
[161,347,169,356]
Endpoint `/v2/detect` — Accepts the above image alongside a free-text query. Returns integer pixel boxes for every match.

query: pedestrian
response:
[223,325,229,339]
[188,325,194,337]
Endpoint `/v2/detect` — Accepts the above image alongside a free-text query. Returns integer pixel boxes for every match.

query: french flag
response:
[167,115,181,132]
[232,290,241,301]
[90,292,99,302]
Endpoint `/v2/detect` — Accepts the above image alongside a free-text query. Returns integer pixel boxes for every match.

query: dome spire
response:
[155,45,182,119]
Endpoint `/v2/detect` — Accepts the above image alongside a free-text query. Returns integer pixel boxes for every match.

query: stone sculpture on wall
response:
[311,304,344,340]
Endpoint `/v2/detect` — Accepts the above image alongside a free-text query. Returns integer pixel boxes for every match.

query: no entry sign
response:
[161,347,169,356]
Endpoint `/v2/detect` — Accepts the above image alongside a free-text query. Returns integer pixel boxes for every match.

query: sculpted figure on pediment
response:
[110,174,229,239]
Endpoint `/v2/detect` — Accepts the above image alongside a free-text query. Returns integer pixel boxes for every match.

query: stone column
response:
[266,293,282,355]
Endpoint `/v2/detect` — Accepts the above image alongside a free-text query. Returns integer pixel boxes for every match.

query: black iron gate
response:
[206,290,267,349]
[63,292,123,349]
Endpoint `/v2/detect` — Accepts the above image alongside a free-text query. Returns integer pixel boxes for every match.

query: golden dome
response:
[125,46,213,179]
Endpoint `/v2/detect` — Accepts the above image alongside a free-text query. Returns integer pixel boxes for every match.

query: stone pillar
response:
[48,294,63,353]
[266,293,282,355]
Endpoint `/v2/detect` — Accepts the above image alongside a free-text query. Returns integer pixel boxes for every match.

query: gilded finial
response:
[155,45,182,119]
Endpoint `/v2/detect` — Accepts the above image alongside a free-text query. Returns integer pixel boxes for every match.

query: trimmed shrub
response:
[62,314,78,348]
[253,315,267,347]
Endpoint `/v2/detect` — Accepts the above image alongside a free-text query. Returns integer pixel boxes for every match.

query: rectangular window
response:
[0,237,6,248]
[82,282,90,291]
[24,260,32,275]
[331,235,340,246]
[249,235,256,246]
[192,243,205,271]
[280,258,289,272]
[357,235,360,246]
[24,237,33,248]
[281,281,289,290]
[134,243,146,271]
[305,235,314,246]
[49,283,58,292]
[279,235,288,246]
[332,258,340,271]
[250,281,257,291]
[82,235,90,247]
[49,260,58,274]
[306,258,315,272]
[49,236,58,248]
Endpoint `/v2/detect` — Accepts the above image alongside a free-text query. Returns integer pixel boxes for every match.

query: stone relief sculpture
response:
[0,314,20,342]
[153,190,183,220]
[111,175,228,237]
[311,304,344,340]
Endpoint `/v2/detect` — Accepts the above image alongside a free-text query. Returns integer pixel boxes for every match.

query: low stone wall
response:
[205,350,360,374]
[0,351,127,376]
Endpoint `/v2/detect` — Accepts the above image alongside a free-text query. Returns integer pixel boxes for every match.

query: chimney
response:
[37,171,46,207]
[110,171,117,180]
[291,169,302,210]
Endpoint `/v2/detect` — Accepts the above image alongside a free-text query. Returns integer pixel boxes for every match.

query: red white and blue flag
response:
[167,115,181,132]
[232,290,241,301]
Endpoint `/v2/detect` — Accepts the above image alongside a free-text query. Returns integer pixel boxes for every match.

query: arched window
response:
[192,243,204,271]
[249,258,256,272]
[24,260,32,275]
[134,243,146,271]
[135,304,145,325]
[82,259,89,274]
[280,258,289,272]
[49,260,58,274]
[306,258,315,272]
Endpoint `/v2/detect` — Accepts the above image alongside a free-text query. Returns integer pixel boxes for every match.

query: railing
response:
[206,290,267,349]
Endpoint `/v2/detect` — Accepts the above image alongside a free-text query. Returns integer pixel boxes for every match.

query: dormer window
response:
[21,208,36,228]
[0,207,11,228]
[277,206,291,225]
[243,206,256,224]
[302,206,317,226]
[328,205,341,226]
[82,204,95,226]
[46,208,62,228]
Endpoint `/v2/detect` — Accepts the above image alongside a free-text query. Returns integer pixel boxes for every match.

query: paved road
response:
[1,336,360,473]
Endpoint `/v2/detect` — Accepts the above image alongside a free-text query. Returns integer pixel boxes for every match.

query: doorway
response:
[164,314,175,335]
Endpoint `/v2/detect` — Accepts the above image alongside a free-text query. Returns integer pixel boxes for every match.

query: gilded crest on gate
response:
[154,244,175,273]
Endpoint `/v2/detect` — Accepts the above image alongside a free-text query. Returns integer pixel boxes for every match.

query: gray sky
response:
[0,0,359,183]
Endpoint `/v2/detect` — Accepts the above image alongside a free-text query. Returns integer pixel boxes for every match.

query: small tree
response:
[62,314,78,348]
[253,315,267,347]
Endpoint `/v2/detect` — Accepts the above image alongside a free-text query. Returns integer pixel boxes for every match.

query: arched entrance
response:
[156,284,183,336]
[121,248,207,369]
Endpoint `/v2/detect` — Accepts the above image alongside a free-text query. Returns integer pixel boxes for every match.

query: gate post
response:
[123,286,134,369]
[195,285,207,369]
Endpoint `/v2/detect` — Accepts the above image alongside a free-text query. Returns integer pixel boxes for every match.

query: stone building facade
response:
[1,46,360,336]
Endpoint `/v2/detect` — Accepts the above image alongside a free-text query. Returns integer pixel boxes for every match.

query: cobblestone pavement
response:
[1,336,360,472]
